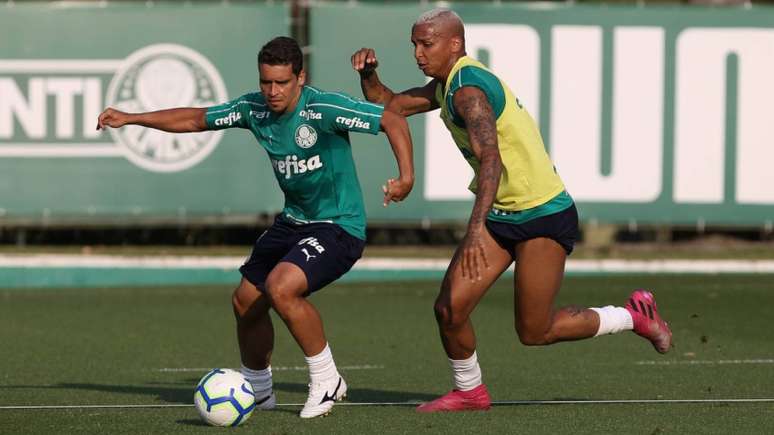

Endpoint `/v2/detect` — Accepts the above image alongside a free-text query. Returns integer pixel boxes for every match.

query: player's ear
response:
[451,36,463,54]
[297,70,307,86]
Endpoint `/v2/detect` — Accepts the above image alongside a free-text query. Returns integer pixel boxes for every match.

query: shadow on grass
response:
[0,382,437,405]
[274,382,437,402]
[176,419,209,427]
[0,383,193,404]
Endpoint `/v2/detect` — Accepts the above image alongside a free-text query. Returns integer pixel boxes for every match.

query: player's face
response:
[259,63,306,114]
[411,23,454,79]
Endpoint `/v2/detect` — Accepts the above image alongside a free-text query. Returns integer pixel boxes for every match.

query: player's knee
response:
[434,299,466,330]
[232,285,255,318]
[433,300,449,324]
[264,278,296,312]
[231,289,246,317]
[516,331,550,346]
[515,324,553,346]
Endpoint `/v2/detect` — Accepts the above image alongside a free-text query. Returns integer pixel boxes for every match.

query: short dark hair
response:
[258,37,303,75]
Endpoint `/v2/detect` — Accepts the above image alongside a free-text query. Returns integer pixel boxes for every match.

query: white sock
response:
[240,364,273,398]
[305,343,338,384]
[449,351,482,391]
[590,306,634,336]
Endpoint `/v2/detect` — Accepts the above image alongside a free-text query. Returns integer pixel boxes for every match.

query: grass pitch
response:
[2,275,774,434]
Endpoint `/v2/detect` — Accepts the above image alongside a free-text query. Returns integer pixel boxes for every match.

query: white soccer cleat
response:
[254,391,276,410]
[299,375,347,418]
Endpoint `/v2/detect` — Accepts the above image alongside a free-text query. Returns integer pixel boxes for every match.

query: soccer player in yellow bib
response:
[352,9,673,412]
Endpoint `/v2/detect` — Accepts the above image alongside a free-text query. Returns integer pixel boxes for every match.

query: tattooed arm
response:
[452,86,503,281]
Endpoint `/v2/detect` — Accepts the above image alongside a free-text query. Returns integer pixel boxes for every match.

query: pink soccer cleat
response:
[625,289,673,354]
[416,384,491,413]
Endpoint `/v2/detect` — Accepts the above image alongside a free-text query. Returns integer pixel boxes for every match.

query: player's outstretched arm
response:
[452,86,503,281]
[351,47,439,117]
[379,110,415,206]
[96,107,208,133]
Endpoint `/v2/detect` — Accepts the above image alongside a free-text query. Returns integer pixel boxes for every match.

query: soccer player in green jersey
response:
[352,9,672,412]
[98,37,415,418]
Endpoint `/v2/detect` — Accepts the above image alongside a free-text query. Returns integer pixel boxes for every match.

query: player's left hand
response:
[382,176,413,206]
[460,227,489,281]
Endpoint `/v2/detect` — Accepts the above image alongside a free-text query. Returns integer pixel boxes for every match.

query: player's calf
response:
[516,306,601,345]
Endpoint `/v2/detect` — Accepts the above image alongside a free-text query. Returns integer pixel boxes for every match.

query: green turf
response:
[1,276,773,434]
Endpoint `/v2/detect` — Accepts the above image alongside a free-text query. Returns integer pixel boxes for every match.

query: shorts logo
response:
[298,237,326,254]
[300,248,317,262]
[295,124,317,148]
[335,116,370,130]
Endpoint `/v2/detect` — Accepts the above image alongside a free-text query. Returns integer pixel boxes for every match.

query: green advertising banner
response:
[0,2,287,224]
[2,2,774,228]
[310,3,774,227]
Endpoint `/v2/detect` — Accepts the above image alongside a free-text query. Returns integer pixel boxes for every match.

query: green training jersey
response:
[205,86,384,239]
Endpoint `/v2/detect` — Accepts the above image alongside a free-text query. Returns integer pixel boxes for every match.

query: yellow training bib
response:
[436,56,565,211]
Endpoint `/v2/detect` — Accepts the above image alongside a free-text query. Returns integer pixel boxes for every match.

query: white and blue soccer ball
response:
[194,368,256,427]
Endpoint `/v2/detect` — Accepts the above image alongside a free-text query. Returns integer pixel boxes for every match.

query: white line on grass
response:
[3,398,774,410]
[2,255,774,274]
[0,404,192,410]
[157,365,385,373]
[636,359,774,366]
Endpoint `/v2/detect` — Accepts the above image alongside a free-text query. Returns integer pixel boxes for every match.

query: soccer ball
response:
[194,368,256,427]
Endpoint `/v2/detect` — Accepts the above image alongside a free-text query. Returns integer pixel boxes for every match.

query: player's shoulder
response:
[226,92,270,121]
[305,86,352,103]
[235,91,267,105]
[448,61,507,119]
[304,86,379,109]
[450,64,502,93]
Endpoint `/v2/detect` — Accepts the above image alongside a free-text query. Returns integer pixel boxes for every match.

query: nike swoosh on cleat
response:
[256,394,272,405]
[319,378,342,404]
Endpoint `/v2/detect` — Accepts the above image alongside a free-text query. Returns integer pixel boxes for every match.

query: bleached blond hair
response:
[415,8,463,27]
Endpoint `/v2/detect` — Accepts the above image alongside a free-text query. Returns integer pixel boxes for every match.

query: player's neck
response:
[437,53,466,83]
[286,89,303,114]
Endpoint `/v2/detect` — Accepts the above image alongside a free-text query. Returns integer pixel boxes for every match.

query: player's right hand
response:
[96,107,129,130]
[351,48,379,74]
[460,227,489,282]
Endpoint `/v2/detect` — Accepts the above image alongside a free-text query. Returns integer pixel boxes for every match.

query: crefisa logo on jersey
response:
[294,124,318,149]
[0,44,228,172]
[299,109,321,121]
[271,154,323,179]
[335,116,370,130]
[214,111,241,127]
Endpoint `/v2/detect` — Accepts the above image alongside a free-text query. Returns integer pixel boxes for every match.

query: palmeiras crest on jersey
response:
[105,44,228,172]
[295,124,318,149]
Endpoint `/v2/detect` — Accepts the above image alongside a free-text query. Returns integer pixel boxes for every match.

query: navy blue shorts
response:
[239,217,365,295]
[485,204,579,257]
